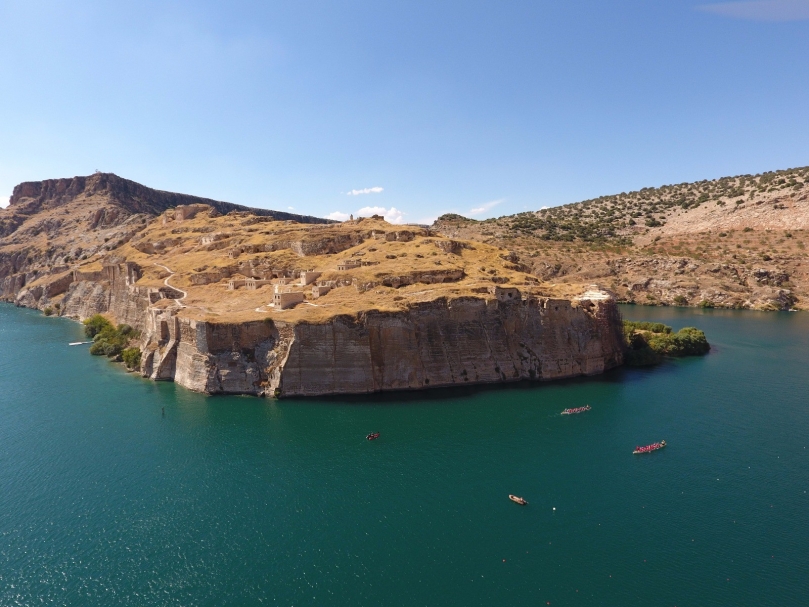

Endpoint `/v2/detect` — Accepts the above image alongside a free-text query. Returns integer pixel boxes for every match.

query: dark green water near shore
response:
[1,304,808,606]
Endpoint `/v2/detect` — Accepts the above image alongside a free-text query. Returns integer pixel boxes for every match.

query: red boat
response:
[633,440,666,454]
[366,432,380,441]
[562,405,592,415]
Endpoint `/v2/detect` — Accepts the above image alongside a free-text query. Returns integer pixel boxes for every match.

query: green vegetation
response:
[437,165,809,244]
[436,213,478,223]
[121,347,142,371]
[83,315,139,360]
[43,306,54,316]
[623,320,710,366]
[83,314,113,338]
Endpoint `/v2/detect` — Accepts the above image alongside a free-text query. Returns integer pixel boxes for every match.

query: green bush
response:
[673,295,688,306]
[86,318,139,359]
[623,321,672,335]
[122,348,142,370]
[83,314,113,338]
[43,306,54,316]
[623,320,709,366]
[646,327,710,356]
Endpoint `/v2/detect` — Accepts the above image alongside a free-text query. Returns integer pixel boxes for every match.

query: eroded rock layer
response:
[136,288,623,397]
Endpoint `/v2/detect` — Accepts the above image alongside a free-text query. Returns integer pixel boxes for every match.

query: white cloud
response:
[347,186,384,196]
[326,211,350,221]
[287,206,295,210]
[0,196,9,209]
[356,205,406,224]
[356,205,387,216]
[468,198,505,217]
[698,0,809,21]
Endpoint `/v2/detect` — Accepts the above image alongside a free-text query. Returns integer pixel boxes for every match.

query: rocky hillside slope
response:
[0,173,331,298]
[435,165,808,310]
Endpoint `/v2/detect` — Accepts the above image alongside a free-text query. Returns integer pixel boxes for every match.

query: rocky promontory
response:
[0,174,625,397]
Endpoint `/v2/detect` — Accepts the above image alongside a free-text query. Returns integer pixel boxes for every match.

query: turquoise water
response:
[1,304,807,606]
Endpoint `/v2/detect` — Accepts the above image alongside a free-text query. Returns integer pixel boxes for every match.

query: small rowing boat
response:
[562,405,591,415]
[366,432,380,441]
[633,440,666,455]
[508,495,528,505]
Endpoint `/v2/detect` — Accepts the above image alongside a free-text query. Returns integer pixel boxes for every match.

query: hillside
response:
[0,173,332,293]
[0,175,620,397]
[435,165,809,310]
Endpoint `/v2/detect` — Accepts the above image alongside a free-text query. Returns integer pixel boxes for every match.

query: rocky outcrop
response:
[8,173,335,224]
[135,291,624,397]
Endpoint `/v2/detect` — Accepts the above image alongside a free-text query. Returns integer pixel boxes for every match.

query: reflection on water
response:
[0,304,807,605]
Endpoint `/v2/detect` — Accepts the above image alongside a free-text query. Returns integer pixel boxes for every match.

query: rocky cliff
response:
[1,173,628,398]
[136,289,623,397]
[25,257,623,397]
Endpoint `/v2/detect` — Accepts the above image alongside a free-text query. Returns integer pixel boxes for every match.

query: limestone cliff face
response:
[275,296,623,396]
[135,293,623,397]
[4,258,624,397]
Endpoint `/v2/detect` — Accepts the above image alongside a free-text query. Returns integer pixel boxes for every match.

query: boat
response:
[366,432,380,441]
[508,495,528,505]
[68,341,91,346]
[633,440,666,455]
[561,405,591,415]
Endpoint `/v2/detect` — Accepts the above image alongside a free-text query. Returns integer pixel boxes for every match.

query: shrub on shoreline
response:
[121,347,142,371]
[83,315,140,360]
[623,320,709,366]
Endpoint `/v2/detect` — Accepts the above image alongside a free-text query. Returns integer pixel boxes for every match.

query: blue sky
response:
[1,1,807,223]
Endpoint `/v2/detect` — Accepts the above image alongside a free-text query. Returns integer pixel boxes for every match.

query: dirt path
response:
[154,263,187,308]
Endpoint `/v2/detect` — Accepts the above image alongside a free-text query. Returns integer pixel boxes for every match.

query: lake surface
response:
[1,304,807,606]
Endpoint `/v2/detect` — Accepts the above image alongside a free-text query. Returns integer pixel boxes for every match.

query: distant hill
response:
[436,165,809,243]
[6,173,332,230]
[433,165,809,310]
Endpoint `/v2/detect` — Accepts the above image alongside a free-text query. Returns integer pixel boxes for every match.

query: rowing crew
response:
[561,405,592,415]
[633,440,666,454]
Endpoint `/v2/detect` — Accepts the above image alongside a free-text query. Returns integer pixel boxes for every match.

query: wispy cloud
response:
[325,206,406,224]
[347,186,384,196]
[287,206,295,210]
[468,198,504,217]
[357,205,406,224]
[0,196,9,209]
[698,0,809,21]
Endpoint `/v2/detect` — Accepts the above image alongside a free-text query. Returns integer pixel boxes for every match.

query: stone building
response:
[299,271,322,286]
[174,204,210,221]
[273,285,305,309]
[337,259,362,271]
[488,285,521,302]
[227,276,248,290]
[311,283,331,298]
